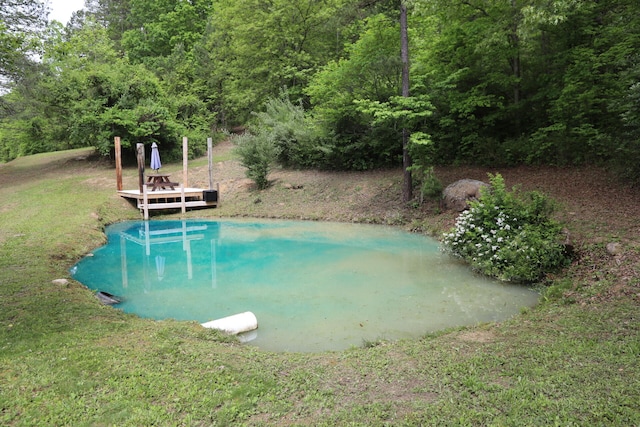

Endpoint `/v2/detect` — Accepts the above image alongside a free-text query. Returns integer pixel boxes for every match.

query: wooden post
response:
[207,137,214,190]
[136,143,145,194]
[180,183,186,215]
[115,137,123,191]
[142,182,149,220]
[182,137,188,188]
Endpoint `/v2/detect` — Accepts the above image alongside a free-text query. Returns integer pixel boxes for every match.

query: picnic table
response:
[146,174,178,191]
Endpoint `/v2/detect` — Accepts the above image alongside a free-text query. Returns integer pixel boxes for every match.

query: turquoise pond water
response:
[70,219,539,352]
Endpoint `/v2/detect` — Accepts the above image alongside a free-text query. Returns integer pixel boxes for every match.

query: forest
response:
[1,0,639,185]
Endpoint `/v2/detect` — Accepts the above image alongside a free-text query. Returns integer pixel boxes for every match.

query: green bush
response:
[441,174,570,282]
[410,166,442,204]
[246,92,328,169]
[232,132,281,190]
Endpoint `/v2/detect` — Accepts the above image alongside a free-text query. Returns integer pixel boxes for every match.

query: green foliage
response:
[0,0,47,89]
[232,132,281,190]
[611,64,640,185]
[121,0,211,66]
[197,0,351,126]
[409,0,640,171]
[64,60,185,157]
[249,92,323,169]
[305,13,405,170]
[233,90,324,187]
[442,174,570,282]
[354,94,434,130]
[416,166,443,201]
[0,24,204,162]
[3,0,640,180]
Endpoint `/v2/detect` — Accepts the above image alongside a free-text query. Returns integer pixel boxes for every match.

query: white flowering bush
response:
[442,174,570,282]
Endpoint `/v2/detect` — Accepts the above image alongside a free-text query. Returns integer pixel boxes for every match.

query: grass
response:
[1,148,638,426]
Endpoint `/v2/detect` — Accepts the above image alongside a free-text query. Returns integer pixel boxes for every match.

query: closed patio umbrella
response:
[150,142,162,172]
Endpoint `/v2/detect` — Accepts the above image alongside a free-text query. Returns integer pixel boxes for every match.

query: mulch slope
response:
[435,165,639,240]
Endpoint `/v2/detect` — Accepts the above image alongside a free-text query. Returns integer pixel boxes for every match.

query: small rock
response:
[283,183,303,190]
[606,242,623,256]
[52,278,69,286]
[561,228,574,256]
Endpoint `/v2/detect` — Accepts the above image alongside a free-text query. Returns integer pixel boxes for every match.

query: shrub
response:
[232,132,281,190]
[411,166,442,204]
[248,92,327,169]
[441,173,570,282]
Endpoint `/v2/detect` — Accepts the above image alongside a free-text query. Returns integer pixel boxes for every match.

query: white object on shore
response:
[201,311,258,335]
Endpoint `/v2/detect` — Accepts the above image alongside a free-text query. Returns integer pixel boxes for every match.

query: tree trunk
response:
[400,2,412,203]
[509,0,521,134]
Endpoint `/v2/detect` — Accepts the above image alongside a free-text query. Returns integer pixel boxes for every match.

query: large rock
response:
[442,179,489,211]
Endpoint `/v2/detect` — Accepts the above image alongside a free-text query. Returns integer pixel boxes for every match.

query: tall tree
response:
[400,1,411,202]
[77,0,133,46]
[307,13,404,169]
[198,0,352,126]
[121,0,211,66]
[0,0,48,91]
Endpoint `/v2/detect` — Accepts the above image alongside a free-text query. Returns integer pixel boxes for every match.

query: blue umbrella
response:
[150,142,162,172]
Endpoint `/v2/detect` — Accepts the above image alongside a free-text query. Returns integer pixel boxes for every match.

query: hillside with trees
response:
[1,0,639,185]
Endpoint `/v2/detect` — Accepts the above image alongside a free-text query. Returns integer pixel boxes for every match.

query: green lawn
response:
[1,149,638,426]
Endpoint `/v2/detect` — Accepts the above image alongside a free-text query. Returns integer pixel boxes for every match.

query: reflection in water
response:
[71,219,539,352]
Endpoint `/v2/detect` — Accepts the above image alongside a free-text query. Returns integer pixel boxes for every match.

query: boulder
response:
[442,179,489,211]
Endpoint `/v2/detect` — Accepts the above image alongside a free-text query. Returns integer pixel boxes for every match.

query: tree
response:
[83,0,133,44]
[306,13,404,169]
[0,0,48,91]
[0,22,194,161]
[121,0,212,66]
[400,1,411,202]
[197,0,352,127]
[3,0,640,182]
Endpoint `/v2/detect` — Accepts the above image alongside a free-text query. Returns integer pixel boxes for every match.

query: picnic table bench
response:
[146,174,179,191]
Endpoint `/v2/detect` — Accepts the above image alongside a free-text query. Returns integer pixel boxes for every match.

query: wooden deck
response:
[118,184,218,219]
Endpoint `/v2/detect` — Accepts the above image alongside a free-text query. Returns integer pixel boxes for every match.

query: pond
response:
[70,219,539,352]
